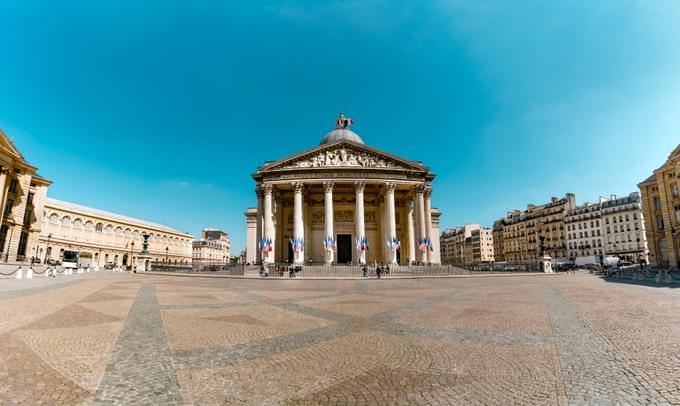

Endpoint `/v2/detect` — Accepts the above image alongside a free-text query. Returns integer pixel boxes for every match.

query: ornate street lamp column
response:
[263,184,275,264]
[385,182,398,265]
[292,182,305,265]
[323,181,334,265]
[355,181,367,265]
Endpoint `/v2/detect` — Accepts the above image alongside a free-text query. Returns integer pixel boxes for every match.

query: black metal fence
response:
[149,261,245,275]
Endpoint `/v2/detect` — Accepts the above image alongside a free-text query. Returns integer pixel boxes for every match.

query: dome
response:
[319,128,364,145]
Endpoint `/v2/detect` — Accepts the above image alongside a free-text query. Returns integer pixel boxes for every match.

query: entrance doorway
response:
[336,234,352,264]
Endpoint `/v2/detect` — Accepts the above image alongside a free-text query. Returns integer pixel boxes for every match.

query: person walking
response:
[376,265,382,279]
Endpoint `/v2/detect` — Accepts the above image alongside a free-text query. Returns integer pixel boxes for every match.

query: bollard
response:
[26,267,33,279]
[16,267,23,279]
[45,267,51,277]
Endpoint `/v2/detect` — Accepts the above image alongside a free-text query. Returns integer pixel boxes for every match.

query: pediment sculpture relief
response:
[286,148,396,169]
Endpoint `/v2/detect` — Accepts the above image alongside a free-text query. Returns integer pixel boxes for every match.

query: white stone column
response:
[355,181,366,265]
[385,182,397,264]
[292,182,304,265]
[255,186,264,264]
[263,184,275,264]
[0,167,9,227]
[415,184,427,264]
[323,181,334,264]
[407,197,416,265]
[424,187,433,264]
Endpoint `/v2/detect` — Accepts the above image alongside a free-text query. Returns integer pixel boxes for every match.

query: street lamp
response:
[44,233,52,264]
[165,246,169,263]
[130,242,134,271]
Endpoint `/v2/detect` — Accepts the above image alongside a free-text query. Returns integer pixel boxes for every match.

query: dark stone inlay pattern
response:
[544,284,668,405]
[93,283,182,405]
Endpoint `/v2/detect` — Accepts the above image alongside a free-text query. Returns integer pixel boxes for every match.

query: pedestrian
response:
[376,265,382,279]
[362,265,367,278]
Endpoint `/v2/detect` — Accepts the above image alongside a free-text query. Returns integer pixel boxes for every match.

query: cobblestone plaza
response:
[1,272,679,405]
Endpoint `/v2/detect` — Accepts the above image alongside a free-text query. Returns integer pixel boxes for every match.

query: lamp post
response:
[130,241,134,271]
[165,246,168,263]
[44,233,52,264]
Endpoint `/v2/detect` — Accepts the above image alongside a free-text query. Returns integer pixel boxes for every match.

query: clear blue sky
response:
[1,1,679,251]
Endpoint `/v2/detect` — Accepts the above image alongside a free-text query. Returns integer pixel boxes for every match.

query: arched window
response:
[95,223,103,232]
[133,230,140,239]
[49,213,59,224]
[105,225,113,234]
[115,226,123,235]
[85,221,94,231]
[61,216,71,227]
[125,228,132,236]
[73,219,82,229]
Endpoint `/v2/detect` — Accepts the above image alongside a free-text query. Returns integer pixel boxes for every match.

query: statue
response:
[538,235,546,257]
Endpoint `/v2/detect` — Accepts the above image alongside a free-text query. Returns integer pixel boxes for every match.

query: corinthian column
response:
[385,182,397,264]
[263,184,275,264]
[424,187,433,263]
[355,181,366,265]
[292,182,304,265]
[407,197,416,265]
[415,184,427,264]
[323,181,334,264]
[255,186,264,264]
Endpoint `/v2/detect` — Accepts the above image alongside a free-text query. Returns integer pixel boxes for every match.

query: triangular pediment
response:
[0,129,24,161]
[260,141,428,173]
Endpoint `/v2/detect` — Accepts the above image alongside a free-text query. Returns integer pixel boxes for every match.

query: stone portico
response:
[246,115,441,265]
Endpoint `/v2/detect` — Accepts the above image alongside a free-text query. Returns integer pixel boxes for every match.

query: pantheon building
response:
[245,114,441,265]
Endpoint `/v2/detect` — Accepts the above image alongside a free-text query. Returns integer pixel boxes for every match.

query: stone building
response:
[192,228,230,267]
[0,130,51,262]
[41,198,193,267]
[440,224,493,265]
[0,128,193,266]
[565,200,604,260]
[601,193,648,263]
[245,114,441,265]
[494,194,576,262]
[639,144,680,268]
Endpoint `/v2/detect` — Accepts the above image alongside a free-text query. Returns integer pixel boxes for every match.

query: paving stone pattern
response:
[1,271,680,404]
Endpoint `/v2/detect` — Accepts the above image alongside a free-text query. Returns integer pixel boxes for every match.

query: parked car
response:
[104,262,115,270]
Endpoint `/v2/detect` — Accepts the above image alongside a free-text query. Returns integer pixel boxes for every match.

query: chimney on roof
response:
[610,194,616,200]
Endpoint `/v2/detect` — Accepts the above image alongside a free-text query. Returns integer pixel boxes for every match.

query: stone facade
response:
[0,129,52,263]
[440,224,494,265]
[245,115,441,265]
[192,228,230,266]
[493,194,576,262]
[41,198,192,267]
[564,192,647,263]
[639,144,680,268]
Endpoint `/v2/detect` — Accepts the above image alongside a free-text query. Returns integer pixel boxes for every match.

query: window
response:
[23,209,32,225]
[85,221,94,231]
[0,225,8,253]
[4,199,13,216]
[654,197,661,210]
[17,231,28,257]
[105,225,113,234]
[95,223,103,232]
[605,218,609,224]
[49,213,59,224]
[657,215,665,230]
[61,216,71,227]
[606,227,610,234]
[676,206,680,223]
[27,192,34,205]
[8,178,18,193]
[73,219,82,229]
[633,213,638,220]
[672,183,679,199]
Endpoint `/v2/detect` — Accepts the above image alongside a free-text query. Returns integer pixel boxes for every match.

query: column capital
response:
[385,182,397,193]
[262,183,274,194]
[414,184,426,194]
[424,186,433,198]
[291,182,304,192]
[255,186,264,197]
[323,181,335,193]
[354,181,366,192]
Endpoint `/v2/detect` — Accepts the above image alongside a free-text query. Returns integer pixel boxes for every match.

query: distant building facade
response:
[440,224,493,265]
[41,198,193,267]
[192,228,230,267]
[639,144,680,268]
[565,199,604,260]
[494,194,576,262]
